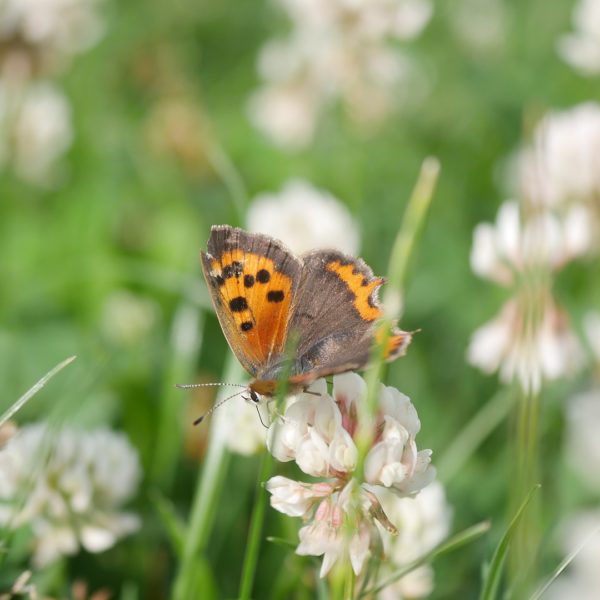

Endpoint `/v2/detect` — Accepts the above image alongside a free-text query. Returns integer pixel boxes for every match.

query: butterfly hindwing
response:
[202,226,301,376]
[287,250,411,378]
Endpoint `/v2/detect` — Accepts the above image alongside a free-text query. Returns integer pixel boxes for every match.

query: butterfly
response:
[201,225,412,400]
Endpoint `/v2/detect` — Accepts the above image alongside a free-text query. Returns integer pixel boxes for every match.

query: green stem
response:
[509,390,541,597]
[354,157,440,479]
[172,356,244,600]
[238,452,274,600]
[151,303,203,487]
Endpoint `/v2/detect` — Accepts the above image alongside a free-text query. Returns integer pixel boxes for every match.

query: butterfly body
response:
[202,225,411,397]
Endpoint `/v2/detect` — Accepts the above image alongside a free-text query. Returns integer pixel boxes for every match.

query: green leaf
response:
[150,488,186,558]
[361,520,490,597]
[479,484,541,600]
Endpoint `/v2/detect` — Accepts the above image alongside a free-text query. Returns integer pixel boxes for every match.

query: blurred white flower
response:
[0,0,105,77]
[248,0,433,148]
[558,0,600,77]
[0,81,73,184]
[101,290,159,346]
[220,393,268,456]
[449,0,507,56]
[565,390,600,492]
[246,179,360,255]
[519,103,600,210]
[468,201,583,392]
[0,423,141,567]
[470,201,589,286]
[266,373,436,578]
[376,482,452,599]
[545,511,600,600]
[468,295,582,395]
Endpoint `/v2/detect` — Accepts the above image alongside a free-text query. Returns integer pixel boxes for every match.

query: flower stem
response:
[509,389,541,597]
[355,157,440,479]
[151,303,203,488]
[172,356,243,600]
[238,451,274,600]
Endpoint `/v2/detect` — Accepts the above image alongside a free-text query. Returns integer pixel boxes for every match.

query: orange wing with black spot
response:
[201,226,301,377]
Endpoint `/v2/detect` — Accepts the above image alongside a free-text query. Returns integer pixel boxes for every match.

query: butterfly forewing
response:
[201,226,301,376]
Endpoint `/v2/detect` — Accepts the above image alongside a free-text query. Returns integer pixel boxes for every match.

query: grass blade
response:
[238,452,274,600]
[172,356,243,600]
[361,520,490,597]
[150,489,186,558]
[437,389,514,483]
[480,484,541,600]
[355,157,440,478]
[0,355,77,428]
[530,525,600,600]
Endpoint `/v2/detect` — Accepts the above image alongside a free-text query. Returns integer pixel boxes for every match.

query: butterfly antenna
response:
[193,389,246,425]
[176,382,246,390]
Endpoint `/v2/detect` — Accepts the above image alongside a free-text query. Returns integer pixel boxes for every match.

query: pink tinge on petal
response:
[331,505,343,528]
[313,482,336,495]
[315,499,330,522]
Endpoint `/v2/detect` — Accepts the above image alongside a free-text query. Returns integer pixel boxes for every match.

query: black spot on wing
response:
[267,290,285,303]
[229,296,248,312]
[240,321,253,331]
[257,269,270,283]
[244,274,255,288]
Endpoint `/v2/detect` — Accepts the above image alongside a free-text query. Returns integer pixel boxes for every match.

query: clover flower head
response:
[0,423,141,567]
[0,0,105,78]
[248,0,433,148]
[376,481,452,599]
[266,373,436,578]
[0,81,73,185]
[518,102,600,212]
[558,0,600,77]
[468,200,583,392]
[246,179,360,255]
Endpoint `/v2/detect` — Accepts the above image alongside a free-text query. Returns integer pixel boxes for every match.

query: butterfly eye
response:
[250,390,260,403]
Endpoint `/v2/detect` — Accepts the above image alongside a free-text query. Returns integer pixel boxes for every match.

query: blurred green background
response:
[1,0,599,597]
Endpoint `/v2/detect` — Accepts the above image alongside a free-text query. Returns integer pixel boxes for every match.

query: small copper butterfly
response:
[201,225,412,399]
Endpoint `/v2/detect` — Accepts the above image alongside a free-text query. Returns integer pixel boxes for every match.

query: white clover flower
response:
[246,179,360,255]
[557,0,600,77]
[449,0,507,56]
[0,0,105,77]
[0,423,141,567]
[545,511,600,600]
[248,0,433,148]
[519,103,600,210]
[0,81,73,184]
[468,295,582,395]
[470,201,587,286]
[376,482,452,599]
[220,393,269,456]
[266,373,436,578]
[468,200,583,392]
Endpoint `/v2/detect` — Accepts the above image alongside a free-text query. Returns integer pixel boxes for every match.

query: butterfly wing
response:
[201,225,301,376]
[287,250,411,381]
